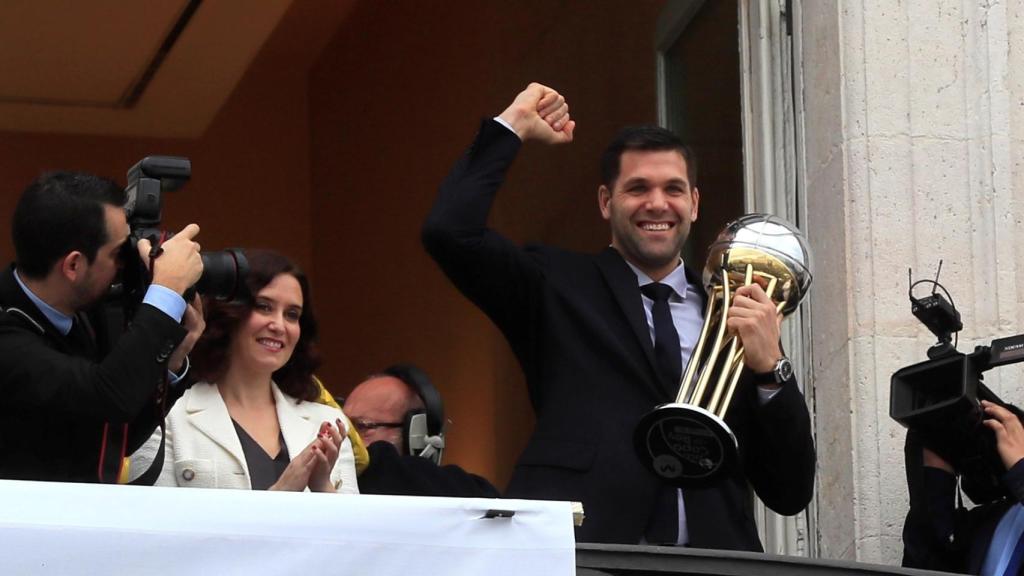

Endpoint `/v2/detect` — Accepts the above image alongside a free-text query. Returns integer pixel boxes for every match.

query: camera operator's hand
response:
[168,294,204,374]
[982,400,1024,471]
[137,223,203,296]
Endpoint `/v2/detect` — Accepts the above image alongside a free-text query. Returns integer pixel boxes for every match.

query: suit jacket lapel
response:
[186,383,247,469]
[595,247,667,399]
[0,265,76,352]
[273,383,317,459]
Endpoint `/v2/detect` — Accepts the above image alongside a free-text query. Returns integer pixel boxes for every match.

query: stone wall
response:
[801,0,1024,564]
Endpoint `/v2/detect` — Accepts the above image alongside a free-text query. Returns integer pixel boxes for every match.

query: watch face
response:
[775,357,794,382]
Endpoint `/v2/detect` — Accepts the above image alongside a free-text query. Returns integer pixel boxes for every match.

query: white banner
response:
[0,480,575,576]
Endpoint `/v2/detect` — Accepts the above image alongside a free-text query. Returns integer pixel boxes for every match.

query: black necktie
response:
[641,283,681,392]
[644,484,679,545]
[68,315,97,359]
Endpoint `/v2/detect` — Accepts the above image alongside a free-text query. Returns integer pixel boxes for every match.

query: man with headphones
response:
[344,364,445,462]
[344,363,499,498]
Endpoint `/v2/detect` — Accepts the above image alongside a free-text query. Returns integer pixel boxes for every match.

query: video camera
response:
[114,156,249,316]
[890,265,1024,503]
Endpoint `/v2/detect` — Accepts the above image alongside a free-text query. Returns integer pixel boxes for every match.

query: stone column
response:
[799,0,1024,564]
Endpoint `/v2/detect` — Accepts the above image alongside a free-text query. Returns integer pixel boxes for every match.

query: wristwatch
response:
[753,356,793,385]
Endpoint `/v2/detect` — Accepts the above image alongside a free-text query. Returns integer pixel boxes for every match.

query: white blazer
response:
[130,381,359,493]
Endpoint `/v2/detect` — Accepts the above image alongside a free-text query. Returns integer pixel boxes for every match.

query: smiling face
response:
[598,149,699,281]
[229,273,304,376]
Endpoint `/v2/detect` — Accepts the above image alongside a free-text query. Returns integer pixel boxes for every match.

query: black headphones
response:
[382,363,445,464]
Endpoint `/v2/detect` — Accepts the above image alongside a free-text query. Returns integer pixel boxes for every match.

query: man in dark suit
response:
[903,401,1024,574]
[0,171,204,483]
[422,83,815,549]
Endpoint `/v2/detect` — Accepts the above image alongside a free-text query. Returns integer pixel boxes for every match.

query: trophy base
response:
[633,403,738,488]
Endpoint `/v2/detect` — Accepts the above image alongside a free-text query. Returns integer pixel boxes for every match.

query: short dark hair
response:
[12,171,127,279]
[191,249,321,402]
[599,126,697,189]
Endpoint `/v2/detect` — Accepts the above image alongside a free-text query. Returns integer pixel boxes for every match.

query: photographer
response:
[903,401,1024,574]
[0,171,203,483]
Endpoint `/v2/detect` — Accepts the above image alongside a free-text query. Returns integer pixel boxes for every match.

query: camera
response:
[115,156,249,313]
[890,268,1024,503]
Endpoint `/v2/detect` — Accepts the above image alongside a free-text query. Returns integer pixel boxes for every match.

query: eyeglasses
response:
[351,418,403,433]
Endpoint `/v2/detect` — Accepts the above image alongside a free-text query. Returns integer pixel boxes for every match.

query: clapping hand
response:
[307,420,344,493]
[269,420,344,492]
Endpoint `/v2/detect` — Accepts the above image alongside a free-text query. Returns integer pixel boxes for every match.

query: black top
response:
[232,419,290,490]
[358,441,500,498]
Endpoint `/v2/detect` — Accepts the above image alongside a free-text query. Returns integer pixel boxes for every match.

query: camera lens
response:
[195,249,249,301]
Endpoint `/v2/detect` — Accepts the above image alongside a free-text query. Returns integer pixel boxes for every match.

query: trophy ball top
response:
[702,213,813,315]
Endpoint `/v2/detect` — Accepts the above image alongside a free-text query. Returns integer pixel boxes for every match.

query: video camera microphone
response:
[890,263,1024,503]
[907,262,962,359]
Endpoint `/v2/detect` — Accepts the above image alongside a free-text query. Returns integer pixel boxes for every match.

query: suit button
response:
[182,468,195,482]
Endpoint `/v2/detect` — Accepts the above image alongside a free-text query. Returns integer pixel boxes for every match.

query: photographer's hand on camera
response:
[981,400,1024,472]
[137,223,204,375]
[168,294,204,374]
[137,223,203,296]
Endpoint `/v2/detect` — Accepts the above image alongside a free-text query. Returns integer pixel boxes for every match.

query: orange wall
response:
[0,0,353,271]
[667,0,744,264]
[309,0,665,486]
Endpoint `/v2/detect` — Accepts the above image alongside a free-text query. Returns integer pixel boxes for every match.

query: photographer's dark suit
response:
[422,119,816,548]
[0,265,185,482]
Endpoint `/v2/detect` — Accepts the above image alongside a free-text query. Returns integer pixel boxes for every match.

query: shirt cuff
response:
[493,116,519,139]
[167,355,189,386]
[143,284,187,323]
[756,385,783,405]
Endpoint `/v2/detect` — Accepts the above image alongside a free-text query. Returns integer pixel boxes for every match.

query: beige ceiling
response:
[0,0,295,138]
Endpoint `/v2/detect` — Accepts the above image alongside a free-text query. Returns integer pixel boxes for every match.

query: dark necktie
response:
[68,315,98,359]
[640,285,683,545]
[641,283,681,392]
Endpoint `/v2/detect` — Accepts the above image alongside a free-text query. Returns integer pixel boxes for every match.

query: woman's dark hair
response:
[191,249,321,402]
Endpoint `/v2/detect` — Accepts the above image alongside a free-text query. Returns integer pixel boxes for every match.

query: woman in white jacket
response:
[131,249,358,493]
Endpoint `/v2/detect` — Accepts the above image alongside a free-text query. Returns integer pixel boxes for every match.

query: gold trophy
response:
[633,214,813,487]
